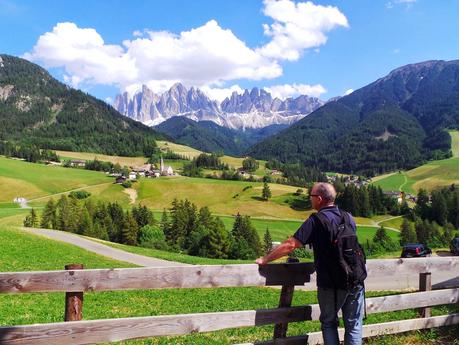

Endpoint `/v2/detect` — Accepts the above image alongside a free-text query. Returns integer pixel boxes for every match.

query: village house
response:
[115,176,127,184]
[69,159,86,167]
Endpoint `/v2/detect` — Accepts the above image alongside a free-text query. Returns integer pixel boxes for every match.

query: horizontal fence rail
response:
[236,314,459,345]
[1,257,458,294]
[1,288,458,345]
[0,257,458,345]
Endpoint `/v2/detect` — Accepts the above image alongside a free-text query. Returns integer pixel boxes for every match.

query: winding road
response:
[22,227,188,267]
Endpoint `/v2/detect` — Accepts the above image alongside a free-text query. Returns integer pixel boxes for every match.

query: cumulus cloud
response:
[200,85,244,103]
[264,83,327,99]
[343,88,354,96]
[258,0,348,61]
[23,22,138,87]
[25,21,281,92]
[24,1,348,97]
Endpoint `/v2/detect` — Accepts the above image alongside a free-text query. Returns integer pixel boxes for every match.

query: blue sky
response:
[1,0,458,103]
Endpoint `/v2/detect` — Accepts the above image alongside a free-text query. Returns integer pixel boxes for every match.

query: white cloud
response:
[200,85,244,103]
[24,2,347,97]
[25,21,282,92]
[393,48,400,54]
[258,0,348,61]
[23,22,138,88]
[343,88,354,96]
[264,83,327,99]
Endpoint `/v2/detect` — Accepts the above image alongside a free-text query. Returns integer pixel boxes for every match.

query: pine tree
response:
[108,202,124,242]
[57,195,70,231]
[400,218,416,245]
[23,208,38,227]
[262,182,272,201]
[40,199,57,229]
[122,211,139,245]
[204,218,231,259]
[263,228,273,254]
[231,213,261,258]
[431,190,448,226]
[415,219,429,244]
[79,208,93,236]
[415,189,430,220]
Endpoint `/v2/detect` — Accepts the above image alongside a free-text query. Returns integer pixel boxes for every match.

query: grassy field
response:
[449,130,459,157]
[373,131,459,193]
[136,176,307,219]
[0,226,136,272]
[157,140,267,175]
[0,229,456,344]
[0,156,111,202]
[372,157,459,193]
[55,150,147,167]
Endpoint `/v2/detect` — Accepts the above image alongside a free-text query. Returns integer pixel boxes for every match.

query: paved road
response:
[22,227,189,267]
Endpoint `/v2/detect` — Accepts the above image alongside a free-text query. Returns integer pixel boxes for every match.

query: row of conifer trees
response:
[23,195,269,260]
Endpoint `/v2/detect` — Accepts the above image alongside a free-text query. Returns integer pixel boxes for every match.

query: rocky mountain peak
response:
[115,83,324,129]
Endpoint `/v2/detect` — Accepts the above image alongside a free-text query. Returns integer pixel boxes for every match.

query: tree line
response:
[0,141,59,163]
[334,183,406,217]
[24,196,263,260]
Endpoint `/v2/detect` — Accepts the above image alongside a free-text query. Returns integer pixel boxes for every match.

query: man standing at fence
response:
[256,182,366,345]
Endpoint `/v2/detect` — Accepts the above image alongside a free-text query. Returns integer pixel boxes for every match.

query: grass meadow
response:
[373,131,459,193]
[0,226,456,345]
[136,176,307,219]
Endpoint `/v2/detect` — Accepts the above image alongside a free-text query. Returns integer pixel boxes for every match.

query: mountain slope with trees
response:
[155,116,287,156]
[248,60,459,176]
[0,54,163,156]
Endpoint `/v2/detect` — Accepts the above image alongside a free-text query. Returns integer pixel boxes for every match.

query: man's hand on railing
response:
[255,257,268,265]
[255,237,303,265]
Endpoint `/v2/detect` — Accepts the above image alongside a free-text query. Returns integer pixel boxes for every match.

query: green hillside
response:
[248,60,459,176]
[373,131,459,193]
[0,156,111,202]
[0,54,162,156]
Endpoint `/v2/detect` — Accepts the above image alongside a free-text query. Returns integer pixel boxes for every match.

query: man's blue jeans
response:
[317,284,364,345]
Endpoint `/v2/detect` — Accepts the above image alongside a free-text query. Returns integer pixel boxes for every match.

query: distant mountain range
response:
[155,116,288,156]
[248,60,459,176]
[0,54,162,156]
[114,83,324,129]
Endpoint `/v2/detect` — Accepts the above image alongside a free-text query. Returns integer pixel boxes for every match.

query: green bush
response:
[138,225,168,250]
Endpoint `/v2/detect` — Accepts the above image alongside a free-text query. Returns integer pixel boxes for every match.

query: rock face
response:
[114,83,324,129]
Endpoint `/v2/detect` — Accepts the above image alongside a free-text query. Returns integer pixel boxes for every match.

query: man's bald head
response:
[312,183,336,204]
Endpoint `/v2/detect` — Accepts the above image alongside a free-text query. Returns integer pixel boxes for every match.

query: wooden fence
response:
[0,257,458,345]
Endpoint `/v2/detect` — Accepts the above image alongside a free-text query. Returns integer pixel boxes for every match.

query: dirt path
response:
[21,227,189,267]
[123,188,137,204]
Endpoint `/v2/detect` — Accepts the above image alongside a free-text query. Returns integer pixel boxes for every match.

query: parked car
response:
[451,238,459,255]
[401,243,432,258]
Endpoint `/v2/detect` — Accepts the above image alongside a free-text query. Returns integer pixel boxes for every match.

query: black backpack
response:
[315,211,367,290]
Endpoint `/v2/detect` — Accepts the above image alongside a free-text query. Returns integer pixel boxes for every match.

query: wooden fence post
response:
[419,272,431,318]
[273,259,298,338]
[64,264,84,321]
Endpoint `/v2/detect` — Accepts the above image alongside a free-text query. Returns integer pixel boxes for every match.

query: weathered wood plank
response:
[366,257,459,275]
[237,313,459,345]
[0,263,314,294]
[1,258,458,294]
[1,289,457,345]
[0,307,310,345]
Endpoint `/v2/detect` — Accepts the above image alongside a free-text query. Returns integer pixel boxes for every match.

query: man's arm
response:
[255,237,303,265]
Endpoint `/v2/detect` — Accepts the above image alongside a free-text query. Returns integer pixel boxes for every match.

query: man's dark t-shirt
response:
[293,205,357,288]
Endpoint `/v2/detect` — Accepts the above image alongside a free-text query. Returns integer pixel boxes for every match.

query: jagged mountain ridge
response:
[114,83,324,129]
